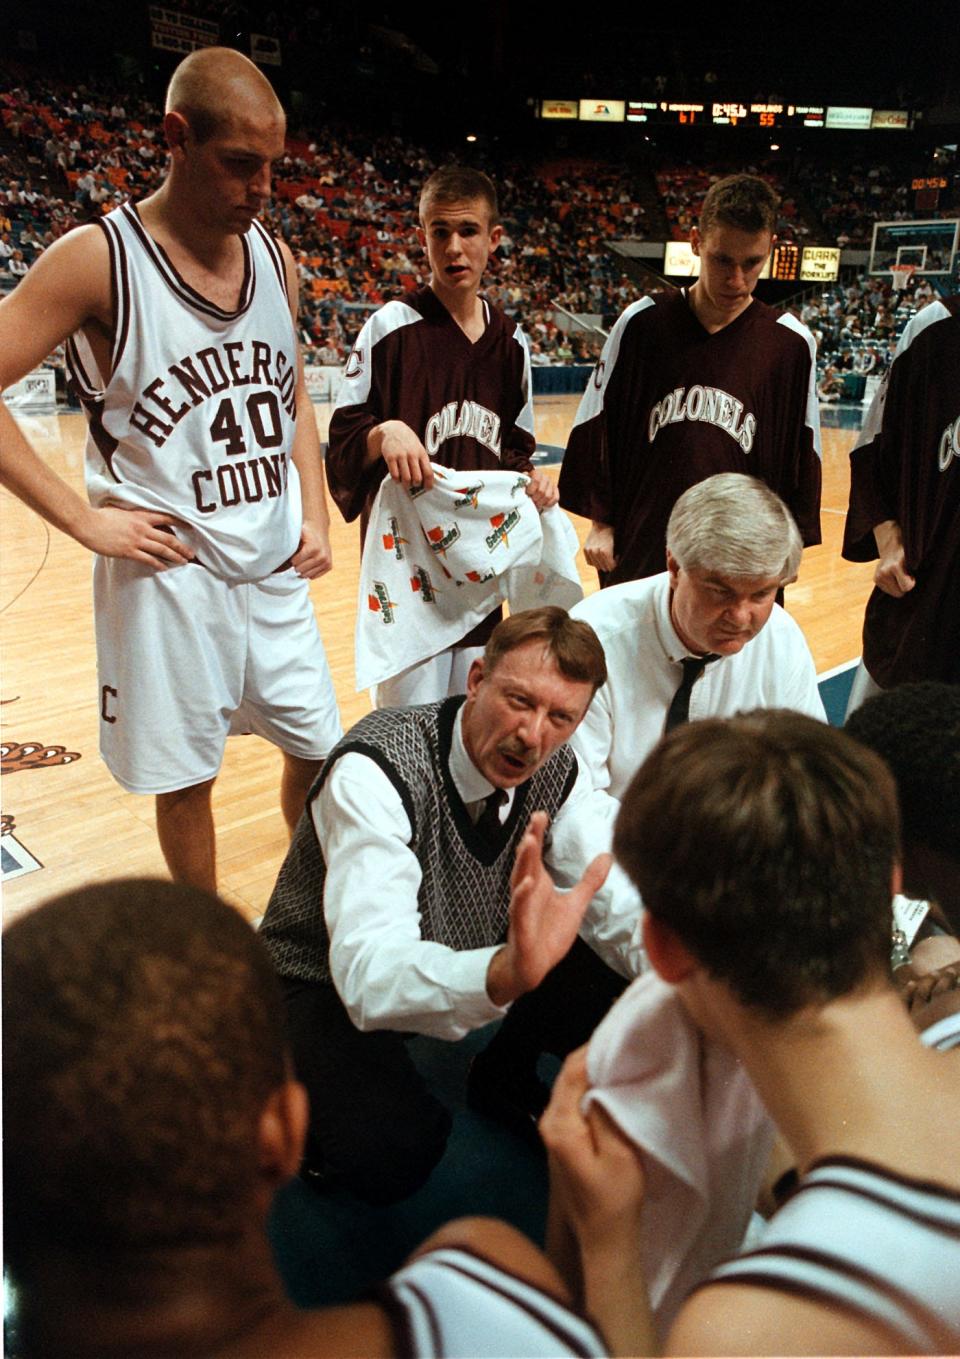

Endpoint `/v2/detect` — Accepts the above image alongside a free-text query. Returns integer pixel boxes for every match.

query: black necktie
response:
[665,655,718,732]
[474,789,508,841]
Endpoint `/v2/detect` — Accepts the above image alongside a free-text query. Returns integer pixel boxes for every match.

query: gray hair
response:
[666,473,803,582]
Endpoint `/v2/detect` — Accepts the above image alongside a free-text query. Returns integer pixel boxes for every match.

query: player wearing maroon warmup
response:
[560,175,821,587]
[843,295,960,700]
[326,166,557,704]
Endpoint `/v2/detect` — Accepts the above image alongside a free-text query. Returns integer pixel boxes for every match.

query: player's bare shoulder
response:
[6,223,111,315]
[0,223,113,387]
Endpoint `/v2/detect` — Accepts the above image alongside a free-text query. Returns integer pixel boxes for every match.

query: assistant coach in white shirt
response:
[570,473,825,800]
[260,607,638,1205]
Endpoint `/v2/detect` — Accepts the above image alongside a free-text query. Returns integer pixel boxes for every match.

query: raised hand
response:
[486,810,611,1006]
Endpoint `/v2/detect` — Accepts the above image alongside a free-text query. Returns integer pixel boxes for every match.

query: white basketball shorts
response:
[373,646,484,710]
[94,557,343,794]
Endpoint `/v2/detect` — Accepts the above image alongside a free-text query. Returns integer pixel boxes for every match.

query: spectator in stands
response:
[800,298,821,326]
[874,302,896,336]
[855,343,879,374]
[19,223,43,256]
[542,710,960,1356]
[317,335,340,364]
[817,364,845,401]
[3,879,610,1359]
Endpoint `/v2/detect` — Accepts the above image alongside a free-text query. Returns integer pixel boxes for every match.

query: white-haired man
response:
[569,473,824,799]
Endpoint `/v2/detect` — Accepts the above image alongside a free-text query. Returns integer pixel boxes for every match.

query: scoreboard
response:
[626,101,827,127]
[663,241,841,284]
[769,243,800,280]
[541,98,912,130]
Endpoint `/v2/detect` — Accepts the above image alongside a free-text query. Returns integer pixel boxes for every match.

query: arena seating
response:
[0,61,948,380]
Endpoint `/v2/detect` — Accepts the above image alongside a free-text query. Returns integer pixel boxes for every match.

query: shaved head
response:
[166,46,284,142]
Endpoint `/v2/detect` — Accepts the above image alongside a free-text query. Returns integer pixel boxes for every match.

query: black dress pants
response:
[281,938,627,1205]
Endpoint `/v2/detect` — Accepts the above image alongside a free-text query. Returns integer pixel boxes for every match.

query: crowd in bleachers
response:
[657,161,811,243]
[798,270,938,397]
[660,155,953,251]
[1,63,953,384]
[264,146,657,363]
[796,157,930,247]
[1,69,649,366]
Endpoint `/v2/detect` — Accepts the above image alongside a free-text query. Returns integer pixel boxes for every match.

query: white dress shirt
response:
[570,573,826,799]
[313,708,642,1040]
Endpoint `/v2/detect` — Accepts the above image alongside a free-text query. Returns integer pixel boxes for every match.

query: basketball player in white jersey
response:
[541,712,960,1355]
[0,48,341,890]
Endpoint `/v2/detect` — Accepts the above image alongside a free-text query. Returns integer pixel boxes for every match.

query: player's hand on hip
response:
[82,505,194,568]
[377,420,434,491]
[583,521,617,574]
[292,519,333,578]
[873,519,916,597]
[486,810,611,1006]
[524,467,560,512]
[540,1045,646,1244]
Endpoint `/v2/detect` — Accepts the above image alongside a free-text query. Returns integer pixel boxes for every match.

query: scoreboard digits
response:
[770,243,800,281]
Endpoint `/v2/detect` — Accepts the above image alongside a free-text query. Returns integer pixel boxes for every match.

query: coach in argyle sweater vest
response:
[261,608,633,1204]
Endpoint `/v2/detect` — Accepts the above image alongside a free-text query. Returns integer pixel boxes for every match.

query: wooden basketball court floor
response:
[0,397,875,926]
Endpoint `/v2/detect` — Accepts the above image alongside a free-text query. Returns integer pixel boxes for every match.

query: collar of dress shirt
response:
[452,705,516,820]
[654,571,725,665]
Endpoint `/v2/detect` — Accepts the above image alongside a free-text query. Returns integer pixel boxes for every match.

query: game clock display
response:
[625,101,827,127]
[770,243,801,280]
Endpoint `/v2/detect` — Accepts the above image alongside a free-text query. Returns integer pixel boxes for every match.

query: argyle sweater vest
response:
[260,697,579,985]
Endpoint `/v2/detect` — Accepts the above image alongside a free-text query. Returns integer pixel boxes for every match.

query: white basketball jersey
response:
[67,203,302,581]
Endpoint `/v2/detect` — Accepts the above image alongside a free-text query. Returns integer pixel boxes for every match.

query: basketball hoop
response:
[890,263,916,292]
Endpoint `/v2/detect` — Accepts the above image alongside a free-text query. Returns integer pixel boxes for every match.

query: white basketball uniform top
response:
[66,202,302,581]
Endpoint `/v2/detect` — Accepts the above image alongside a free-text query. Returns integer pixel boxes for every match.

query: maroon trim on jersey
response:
[120,202,254,322]
[64,315,121,479]
[114,220,132,373]
[73,383,121,480]
[96,214,131,379]
[706,1243,938,1341]
[64,335,98,400]
[376,1247,606,1359]
[251,219,289,305]
[803,1154,960,1211]
[88,403,122,480]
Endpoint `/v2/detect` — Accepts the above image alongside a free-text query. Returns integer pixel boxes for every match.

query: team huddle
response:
[2,45,959,1359]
